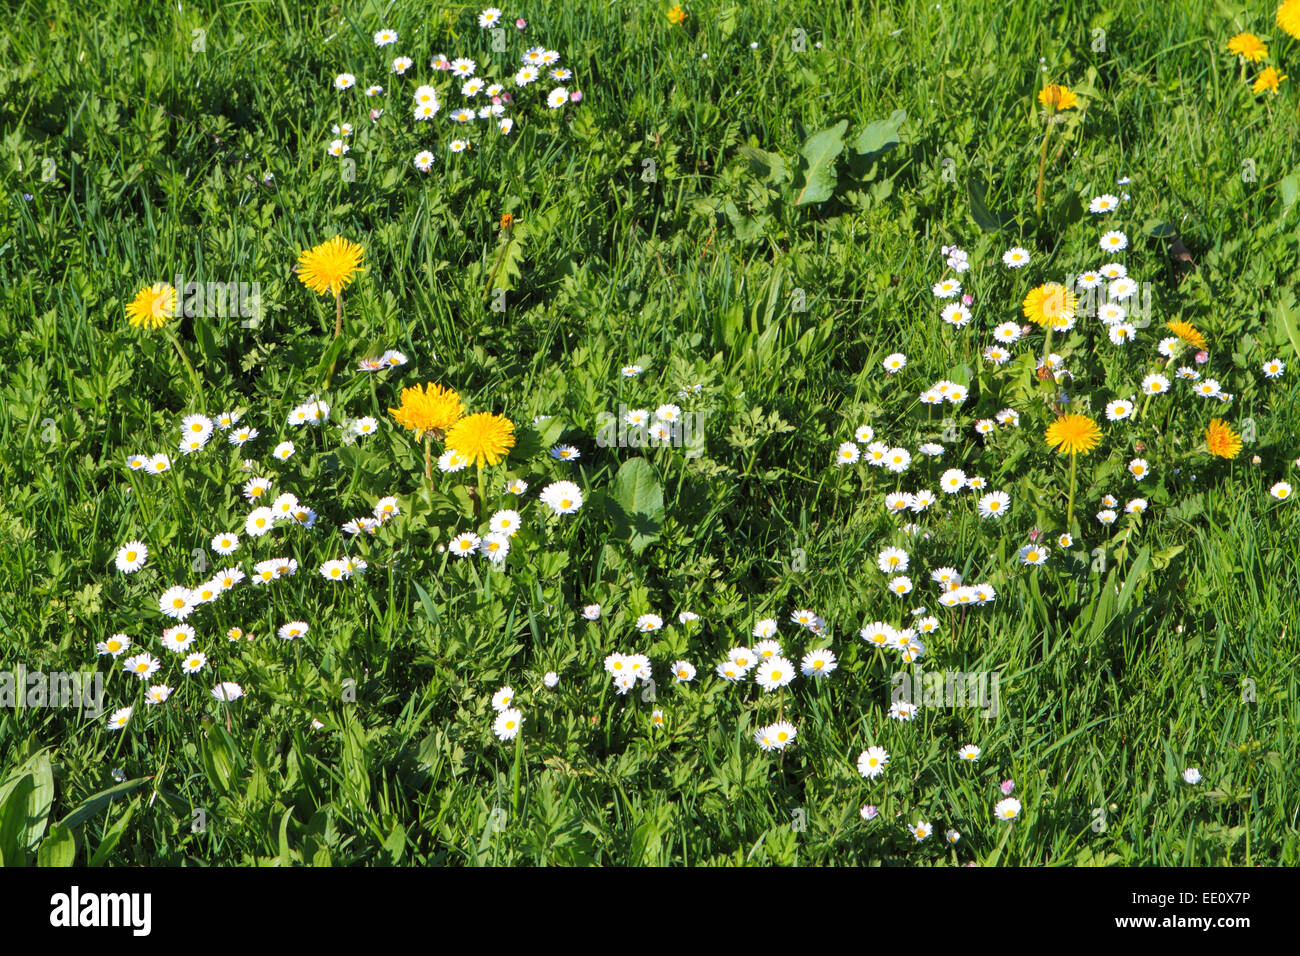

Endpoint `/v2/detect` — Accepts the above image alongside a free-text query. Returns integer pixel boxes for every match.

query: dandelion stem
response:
[1066,451,1078,529]
[323,290,345,389]
[1034,120,1053,218]
[423,434,433,487]
[163,328,204,410]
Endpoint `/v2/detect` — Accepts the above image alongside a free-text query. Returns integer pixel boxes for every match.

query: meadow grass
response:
[0,0,1297,865]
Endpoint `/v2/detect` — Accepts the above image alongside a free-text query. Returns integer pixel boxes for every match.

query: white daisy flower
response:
[977,490,1010,518]
[114,541,148,573]
[449,532,481,557]
[1099,230,1128,252]
[1002,247,1031,268]
[540,481,583,514]
[857,746,890,778]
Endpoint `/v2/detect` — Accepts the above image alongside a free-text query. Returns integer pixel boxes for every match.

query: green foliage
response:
[0,0,1296,868]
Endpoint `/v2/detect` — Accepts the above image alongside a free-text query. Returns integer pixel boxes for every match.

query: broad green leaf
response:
[0,775,35,866]
[794,120,848,206]
[1279,173,1299,214]
[57,777,151,831]
[967,174,1014,232]
[88,798,138,867]
[607,458,664,555]
[200,729,241,797]
[737,145,789,185]
[852,109,906,159]
[1275,297,1300,361]
[413,581,441,627]
[38,822,76,867]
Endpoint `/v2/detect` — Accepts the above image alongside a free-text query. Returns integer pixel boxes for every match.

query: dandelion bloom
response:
[1281,0,1300,39]
[1045,414,1101,456]
[1252,66,1287,95]
[125,282,177,330]
[1226,33,1268,61]
[666,4,687,24]
[445,412,516,467]
[1022,283,1077,329]
[388,383,465,440]
[1165,319,1207,351]
[296,235,365,297]
[1037,84,1078,110]
[1205,418,1242,459]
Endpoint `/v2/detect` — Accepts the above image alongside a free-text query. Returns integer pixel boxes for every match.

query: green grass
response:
[0,0,1298,866]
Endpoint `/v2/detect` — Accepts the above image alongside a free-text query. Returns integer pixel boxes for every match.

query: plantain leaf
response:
[794,120,848,206]
[37,822,76,867]
[607,458,664,555]
[852,109,906,160]
[967,174,1014,232]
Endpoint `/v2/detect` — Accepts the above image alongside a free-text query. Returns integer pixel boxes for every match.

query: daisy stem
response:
[127,467,152,529]
[510,727,524,818]
[1034,121,1052,218]
[163,328,204,411]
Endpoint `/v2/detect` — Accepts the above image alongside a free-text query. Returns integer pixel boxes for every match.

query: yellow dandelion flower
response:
[1165,320,1207,351]
[1226,33,1268,62]
[1044,414,1101,456]
[1205,418,1242,459]
[667,4,687,24]
[1252,66,1287,94]
[125,282,178,330]
[388,383,465,440]
[445,412,516,468]
[1023,283,1078,329]
[296,235,365,297]
[1278,0,1300,40]
[1037,84,1078,111]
